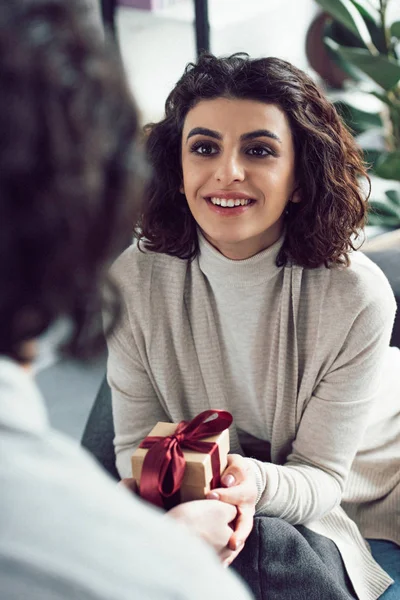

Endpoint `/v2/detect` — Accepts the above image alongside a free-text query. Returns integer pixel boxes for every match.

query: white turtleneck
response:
[197,231,283,451]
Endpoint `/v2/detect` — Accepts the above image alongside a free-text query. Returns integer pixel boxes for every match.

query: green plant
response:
[314,0,400,226]
[367,174,400,225]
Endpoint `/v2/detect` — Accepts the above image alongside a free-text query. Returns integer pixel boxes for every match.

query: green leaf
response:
[324,16,387,69]
[315,0,378,53]
[367,182,400,224]
[335,100,382,134]
[391,21,400,39]
[364,148,384,169]
[367,210,400,226]
[367,189,400,224]
[324,38,371,82]
[370,90,394,107]
[368,174,400,209]
[326,18,365,48]
[374,151,400,180]
[329,88,384,111]
[325,39,400,89]
[369,200,399,217]
[350,0,380,26]
[386,189,400,206]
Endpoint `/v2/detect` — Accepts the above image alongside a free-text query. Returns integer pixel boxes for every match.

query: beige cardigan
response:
[107,241,400,600]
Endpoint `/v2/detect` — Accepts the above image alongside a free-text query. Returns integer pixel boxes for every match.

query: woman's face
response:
[181,97,300,260]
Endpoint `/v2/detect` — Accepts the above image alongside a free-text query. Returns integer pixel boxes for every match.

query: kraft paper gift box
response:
[131,410,232,508]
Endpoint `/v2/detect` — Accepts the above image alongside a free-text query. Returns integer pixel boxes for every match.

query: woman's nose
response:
[214,154,245,184]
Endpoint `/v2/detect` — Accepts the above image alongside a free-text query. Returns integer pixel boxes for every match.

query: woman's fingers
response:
[207,455,258,554]
[220,454,247,487]
[207,480,253,506]
[228,506,254,550]
[207,483,255,551]
[219,541,245,567]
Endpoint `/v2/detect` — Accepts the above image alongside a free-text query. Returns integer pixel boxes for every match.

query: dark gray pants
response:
[232,516,356,600]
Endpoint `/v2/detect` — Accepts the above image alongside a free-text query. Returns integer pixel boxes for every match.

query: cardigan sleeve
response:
[106,291,170,480]
[249,266,397,524]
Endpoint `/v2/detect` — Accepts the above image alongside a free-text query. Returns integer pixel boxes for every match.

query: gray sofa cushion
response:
[363,248,400,348]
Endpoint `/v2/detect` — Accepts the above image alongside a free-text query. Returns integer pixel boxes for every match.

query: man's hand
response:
[168,499,237,557]
[118,466,254,567]
[118,478,138,494]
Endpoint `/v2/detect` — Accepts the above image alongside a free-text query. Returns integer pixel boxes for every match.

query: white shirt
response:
[0,357,251,600]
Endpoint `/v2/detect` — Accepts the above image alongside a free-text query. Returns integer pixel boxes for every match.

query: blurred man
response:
[0,2,251,598]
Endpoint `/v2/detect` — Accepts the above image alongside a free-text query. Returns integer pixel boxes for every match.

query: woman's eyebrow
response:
[185,127,282,144]
[240,129,282,143]
[186,127,222,142]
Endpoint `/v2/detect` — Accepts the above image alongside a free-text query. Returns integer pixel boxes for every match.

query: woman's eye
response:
[246,146,271,157]
[191,142,218,156]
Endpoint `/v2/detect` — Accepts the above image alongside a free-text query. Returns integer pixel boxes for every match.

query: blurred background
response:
[36,0,400,441]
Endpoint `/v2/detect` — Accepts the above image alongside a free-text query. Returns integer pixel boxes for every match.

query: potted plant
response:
[310,0,400,229]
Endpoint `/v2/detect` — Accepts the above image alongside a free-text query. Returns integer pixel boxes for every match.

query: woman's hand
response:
[206,454,258,564]
[168,499,237,557]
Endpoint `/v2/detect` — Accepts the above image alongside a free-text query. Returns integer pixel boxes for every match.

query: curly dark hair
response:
[0,0,145,362]
[139,53,369,267]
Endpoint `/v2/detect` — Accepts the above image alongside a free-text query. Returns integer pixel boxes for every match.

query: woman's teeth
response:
[210,197,252,207]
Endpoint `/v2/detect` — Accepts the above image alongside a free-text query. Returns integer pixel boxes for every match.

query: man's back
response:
[0,358,251,600]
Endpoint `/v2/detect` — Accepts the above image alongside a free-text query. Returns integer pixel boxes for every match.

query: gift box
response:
[131,410,232,508]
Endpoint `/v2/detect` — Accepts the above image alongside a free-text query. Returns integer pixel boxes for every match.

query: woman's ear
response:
[179,184,185,195]
[290,186,301,204]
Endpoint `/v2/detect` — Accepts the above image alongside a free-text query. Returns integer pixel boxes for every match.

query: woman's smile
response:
[180,97,300,260]
[203,191,256,217]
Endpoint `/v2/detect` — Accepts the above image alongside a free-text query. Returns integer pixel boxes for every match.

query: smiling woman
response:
[107,53,400,600]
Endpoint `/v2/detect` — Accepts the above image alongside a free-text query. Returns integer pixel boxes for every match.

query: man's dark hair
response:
[139,53,368,267]
[0,0,144,362]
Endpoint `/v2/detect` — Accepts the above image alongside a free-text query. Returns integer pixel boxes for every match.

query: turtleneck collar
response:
[197,229,284,288]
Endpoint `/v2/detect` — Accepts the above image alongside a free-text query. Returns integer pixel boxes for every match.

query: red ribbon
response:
[138,409,233,508]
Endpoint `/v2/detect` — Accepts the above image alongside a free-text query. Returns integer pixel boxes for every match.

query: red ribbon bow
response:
[139,409,233,508]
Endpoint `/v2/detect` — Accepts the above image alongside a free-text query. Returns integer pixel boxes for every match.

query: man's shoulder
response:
[0,420,251,600]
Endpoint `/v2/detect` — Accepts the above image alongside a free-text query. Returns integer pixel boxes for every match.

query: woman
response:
[107,53,400,599]
[0,5,251,599]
